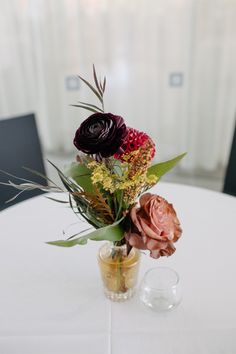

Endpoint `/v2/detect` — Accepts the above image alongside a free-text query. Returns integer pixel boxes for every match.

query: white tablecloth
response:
[0,182,236,354]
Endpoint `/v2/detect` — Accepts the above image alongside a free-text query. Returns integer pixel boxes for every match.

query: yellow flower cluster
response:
[88,160,136,193]
[88,151,158,204]
[88,162,114,191]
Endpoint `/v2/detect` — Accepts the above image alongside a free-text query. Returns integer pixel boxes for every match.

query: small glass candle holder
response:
[139,267,182,312]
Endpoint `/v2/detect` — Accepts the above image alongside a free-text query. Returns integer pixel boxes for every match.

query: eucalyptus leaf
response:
[112,160,123,177]
[147,153,187,179]
[64,162,94,194]
[46,218,124,247]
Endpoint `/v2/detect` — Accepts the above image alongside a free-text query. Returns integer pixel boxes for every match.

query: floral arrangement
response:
[3,66,185,260]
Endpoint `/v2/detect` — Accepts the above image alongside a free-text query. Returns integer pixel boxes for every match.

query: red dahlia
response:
[114,127,155,161]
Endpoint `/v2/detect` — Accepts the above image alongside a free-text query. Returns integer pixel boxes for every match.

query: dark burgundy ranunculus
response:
[74,113,128,159]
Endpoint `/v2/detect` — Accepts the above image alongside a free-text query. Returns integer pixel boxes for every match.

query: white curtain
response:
[0,0,235,172]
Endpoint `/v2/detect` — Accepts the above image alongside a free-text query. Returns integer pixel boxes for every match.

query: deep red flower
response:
[114,127,155,161]
[74,113,128,159]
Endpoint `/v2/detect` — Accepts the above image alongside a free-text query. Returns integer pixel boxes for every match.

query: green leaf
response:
[47,160,79,194]
[64,162,94,194]
[70,104,101,113]
[147,153,187,179]
[93,64,103,97]
[77,75,103,104]
[46,197,69,204]
[114,190,124,221]
[68,191,101,229]
[66,227,92,240]
[78,101,103,112]
[46,218,124,247]
[112,159,123,177]
[102,76,106,93]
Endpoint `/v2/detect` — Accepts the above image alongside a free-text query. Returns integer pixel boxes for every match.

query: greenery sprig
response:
[71,64,106,113]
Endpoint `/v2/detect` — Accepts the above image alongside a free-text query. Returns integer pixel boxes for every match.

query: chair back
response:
[223,122,236,197]
[0,113,46,210]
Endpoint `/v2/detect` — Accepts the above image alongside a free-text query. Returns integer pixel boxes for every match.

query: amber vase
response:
[98,242,140,302]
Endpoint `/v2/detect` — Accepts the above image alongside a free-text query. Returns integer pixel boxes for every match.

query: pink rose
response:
[125,193,182,259]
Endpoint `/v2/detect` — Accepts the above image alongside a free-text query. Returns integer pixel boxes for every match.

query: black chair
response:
[0,113,47,210]
[223,121,236,197]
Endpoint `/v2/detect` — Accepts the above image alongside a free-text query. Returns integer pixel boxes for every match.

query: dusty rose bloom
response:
[125,193,182,259]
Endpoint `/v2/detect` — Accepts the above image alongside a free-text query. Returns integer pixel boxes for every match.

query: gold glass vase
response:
[98,242,140,302]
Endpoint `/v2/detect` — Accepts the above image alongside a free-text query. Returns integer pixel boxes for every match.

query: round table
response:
[0,182,236,354]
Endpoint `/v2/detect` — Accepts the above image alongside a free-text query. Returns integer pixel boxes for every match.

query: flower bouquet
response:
[2,66,185,301]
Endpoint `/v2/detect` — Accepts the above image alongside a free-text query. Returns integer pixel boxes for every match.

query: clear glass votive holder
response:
[139,267,182,312]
